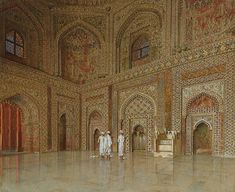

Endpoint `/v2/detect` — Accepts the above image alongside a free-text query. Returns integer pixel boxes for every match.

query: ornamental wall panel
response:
[0,72,48,152]
[81,87,109,150]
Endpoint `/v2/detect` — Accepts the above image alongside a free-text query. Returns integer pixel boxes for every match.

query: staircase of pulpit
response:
[154,131,178,158]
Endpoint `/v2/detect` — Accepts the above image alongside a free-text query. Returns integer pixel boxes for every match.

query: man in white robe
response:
[104,131,112,159]
[118,130,125,160]
[98,132,105,158]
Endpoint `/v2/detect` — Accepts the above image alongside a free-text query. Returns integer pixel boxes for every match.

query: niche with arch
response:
[117,11,162,72]
[0,103,22,152]
[87,111,103,150]
[193,122,212,155]
[59,27,104,84]
[0,94,40,153]
[184,93,223,155]
[94,129,100,151]
[2,6,43,69]
[120,93,156,153]
[132,125,146,151]
[59,114,67,151]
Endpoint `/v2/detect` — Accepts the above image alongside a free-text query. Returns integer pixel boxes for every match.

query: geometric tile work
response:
[172,54,233,156]
[0,72,48,152]
[182,80,224,116]
[124,95,154,116]
[185,94,222,156]
[224,53,235,157]
[120,93,155,153]
[81,87,109,150]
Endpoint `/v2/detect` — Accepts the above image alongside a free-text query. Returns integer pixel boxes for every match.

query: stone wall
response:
[0,58,80,152]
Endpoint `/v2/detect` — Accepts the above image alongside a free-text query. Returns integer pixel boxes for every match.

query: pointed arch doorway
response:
[184,93,223,156]
[88,111,102,151]
[193,122,212,155]
[59,114,67,151]
[94,129,100,151]
[132,125,146,151]
[0,103,22,152]
[120,93,156,153]
[1,94,41,154]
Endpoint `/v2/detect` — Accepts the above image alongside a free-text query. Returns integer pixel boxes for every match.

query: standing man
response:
[98,132,105,159]
[105,131,112,160]
[118,130,125,160]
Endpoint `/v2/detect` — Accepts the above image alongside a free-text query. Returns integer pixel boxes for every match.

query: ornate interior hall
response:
[0,0,235,191]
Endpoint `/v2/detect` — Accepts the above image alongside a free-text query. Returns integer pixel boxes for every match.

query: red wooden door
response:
[0,103,22,152]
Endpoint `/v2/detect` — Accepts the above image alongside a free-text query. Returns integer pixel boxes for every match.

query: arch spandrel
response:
[56,20,105,45]
[187,93,220,112]
[120,92,156,118]
[116,8,163,47]
[115,8,164,72]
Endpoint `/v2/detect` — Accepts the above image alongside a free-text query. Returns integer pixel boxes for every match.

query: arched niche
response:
[58,103,76,151]
[120,93,156,153]
[87,110,103,150]
[184,93,223,156]
[193,122,212,155]
[0,102,22,152]
[93,129,100,151]
[132,125,146,152]
[1,4,44,70]
[58,25,105,84]
[0,94,40,153]
[59,114,67,151]
[116,10,162,72]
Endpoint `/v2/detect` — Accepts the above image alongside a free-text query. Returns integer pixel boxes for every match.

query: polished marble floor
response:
[0,151,235,192]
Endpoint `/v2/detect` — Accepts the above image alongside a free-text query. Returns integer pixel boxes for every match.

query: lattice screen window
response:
[5,31,24,58]
[132,36,150,62]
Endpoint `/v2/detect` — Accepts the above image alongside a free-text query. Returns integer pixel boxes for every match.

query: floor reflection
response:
[0,152,234,192]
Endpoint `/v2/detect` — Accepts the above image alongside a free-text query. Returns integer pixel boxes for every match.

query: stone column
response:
[50,87,58,152]
[112,90,118,152]
[74,100,80,150]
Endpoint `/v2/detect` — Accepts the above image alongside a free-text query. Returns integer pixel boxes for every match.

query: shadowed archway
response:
[94,129,100,151]
[59,114,67,151]
[88,111,103,150]
[132,125,146,151]
[193,122,212,155]
[0,94,40,153]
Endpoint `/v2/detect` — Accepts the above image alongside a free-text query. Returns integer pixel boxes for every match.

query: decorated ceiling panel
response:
[39,0,115,7]
[183,0,235,48]
[60,27,103,84]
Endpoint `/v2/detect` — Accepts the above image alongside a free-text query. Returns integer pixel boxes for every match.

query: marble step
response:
[154,151,173,158]
[159,139,172,145]
[158,144,172,152]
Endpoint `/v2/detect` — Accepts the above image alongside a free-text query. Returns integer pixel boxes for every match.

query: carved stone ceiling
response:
[39,0,116,7]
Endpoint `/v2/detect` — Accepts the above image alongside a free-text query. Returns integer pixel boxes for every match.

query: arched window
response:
[132,36,150,62]
[5,31,24,58]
